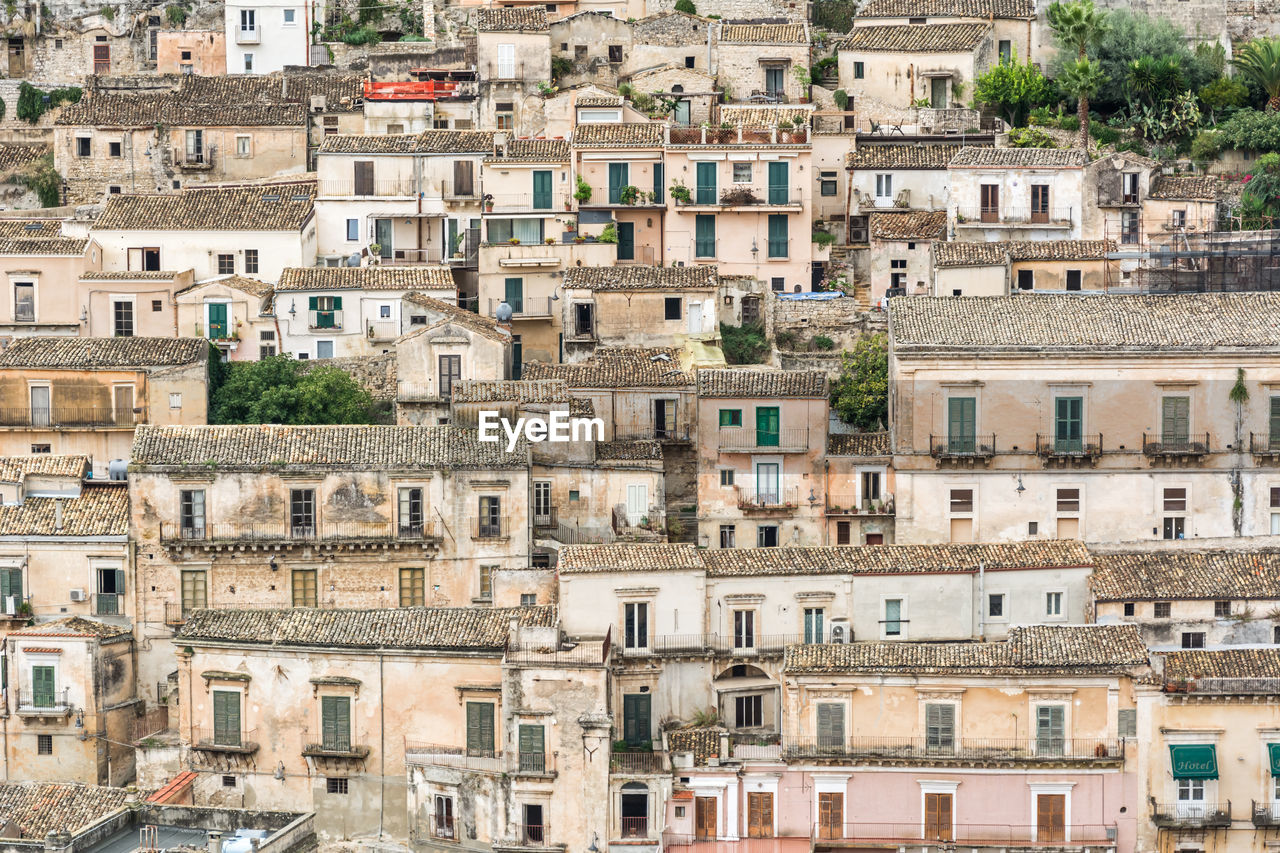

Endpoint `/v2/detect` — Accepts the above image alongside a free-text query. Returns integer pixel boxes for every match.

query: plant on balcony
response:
[619,184,641,205]
[573,174,592,203]
[451,231,465,258]
[668,181,692,203]
[631,92,656,113]
[508,237,521,245]
[368,242,382,256]
[545,237,556,244]
[719,186,760,205]
[17,601,30,617]
[573,235,586,243]
[812,229,836,247]
[483,194,494,211]
[598,222,619,243]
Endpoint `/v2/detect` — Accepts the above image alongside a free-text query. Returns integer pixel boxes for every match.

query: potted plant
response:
[367,243,382,262]
[545,237,556,245]
[451,231,464,259]
[508,237,521,245]
[669,182,692,204]
[484,194,494,211]
[574,235,586,243]
[564,198,572,210]
[573,175,593,203]
[619,184,640,205]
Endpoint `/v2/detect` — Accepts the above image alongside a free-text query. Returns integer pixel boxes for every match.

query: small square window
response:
[1045,591,1063,616]
[108,186,121,194]
[347,219,359,241]
[181,50,192,60]
[771,277,784,292]
[326,777,349,794]
[409,315,426,325]
[733,162,753,183]
[217,254,234,275]
[521,593,537,606]
[169,393,182,409]
[757,525,778,547]
[76,137,91,158]
[664,297,681,320]
[531,553,550,568]
[568,490,580,501]
[675,806,686,818]
[152,299,163,312]
[1123,602,1135,617]
[988,593,1004,617]
[854,61,864,79]
[245,249,259,274]
[685,56,695,68]
[37,734,52,755]
[949,489,974,513]
[236,136,252,157]
[1154,601,1172,618]
[1181,632,1205,649]
[608,44,622,62]
[720,469,734,487]
[108,141,121,157]
[1028,521,1038,535]
[1163,488,1187,512]
[222,775,236,787]
[1214,600,1230,618]
[282,8,296,23]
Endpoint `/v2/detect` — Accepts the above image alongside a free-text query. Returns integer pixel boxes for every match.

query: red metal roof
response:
[147,771,197,804]
[363,80,459,101]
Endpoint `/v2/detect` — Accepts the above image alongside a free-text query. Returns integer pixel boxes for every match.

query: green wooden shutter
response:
[696,162,717,204]
[767,214,788,258]
[31,665,54,707]
[519,724,544,755]
[207,302,228,340]
[0,569,21,601]
[695,215,715,257]
[213,690,240,746]
[1270,396,1280,447]
[308,296,318,310]
[926,703,954,750]
[608,163,628,204]
[466,701,494,755]
[756,406,779,447]
[623,694,651,744]
[816,703,844,748]
[1162,397,1189,443]
[768,161,788,204]
[332,296,342,310]
[504,277,524,313]
[1054,397,1082,452]
[947,397,976,452]
[1036,705,1064,755]
[652,163,664,204]
[322,696,351,751]
[719,409,740,428]
[532,170,552,209]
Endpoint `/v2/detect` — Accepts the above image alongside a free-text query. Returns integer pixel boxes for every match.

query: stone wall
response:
[645,0,808,22]
[771,294,886,352]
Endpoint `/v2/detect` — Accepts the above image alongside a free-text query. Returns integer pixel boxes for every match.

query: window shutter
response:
[1162,397,1189,440]
[1270,396,1280,441]
[768,161,788,204]
[332,296,342,310]
[519,724,544,755]
[817,703,843,745]
[653,163,664,204]
[33,665,54,706]
[696,162,717,204]
[308,296,318,310]
[467,702,494,754]
[1117,708,1136,738]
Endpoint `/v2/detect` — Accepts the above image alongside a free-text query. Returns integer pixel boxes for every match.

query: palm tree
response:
[1061,59,1108,149]
[1232,37,1280,112]
[1048,0,1109,148]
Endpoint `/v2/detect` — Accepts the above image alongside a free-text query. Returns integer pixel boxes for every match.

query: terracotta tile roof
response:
[827,431,890,456]
[559,543,704,573]
[668,727,720,764]
[82,270,183,281]
[177,605,556,649]
[57,91,304,127]
[719,106,813,127]
[571,123,665,148]
[131,424,526,471]
[696,368,827,398]
[1164,648,1280,681]
[869,211,947,240]
[950,146,1087,168]
[1091,549,1280,601]
[596,439,662,460]
[846,143,966,169]
[474,7,548,30]
[0,783,136,838]
[277,266,454,292]
[1150,175,1221,201]
[857,0,1033,17]
[839,23,990,52]
[0,220,60,239]
[318,131,496,155]
[9,616,131,639]
[577,96,624,107]
[890,293,1280,352]
[1007,240,1114,261]
[705,540,1091,576]
[485,138,571,163]
[401,293,510,343]
[0,485,129,537]
[173,72,365,114]
[94,183,316,231]
[176,275,274,298]
[934,241,1007,267]
[452,379,570,404]
[0,455,87,482]
[0,337,208,368]
[719,23,807,43]
[0,144,48,173]
[786,624,1148,674]
[523,347,693,388]
[564,264,716,291]
[0,237,86,255]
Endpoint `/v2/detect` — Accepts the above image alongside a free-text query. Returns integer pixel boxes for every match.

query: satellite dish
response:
[495,301,514,322]
[347,253,361,267]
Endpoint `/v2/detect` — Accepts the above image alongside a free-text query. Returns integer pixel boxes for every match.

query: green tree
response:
[1047,0,1108,146]
[1059,59,1108,149]
[1125,55,1184,109]
[1199,76,1248,124]
[211,356,377,425]
[973,58,1055,126]
[831,333,887,430]
[1081,12,1211,111]
[673,0,696,13]
[1217,108,1280,151]
[1233,37,1280,112]
[719,322,770,364]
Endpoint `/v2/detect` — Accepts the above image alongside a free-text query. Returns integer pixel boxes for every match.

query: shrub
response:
[573,174,592,202]
[212,356,379,425]
[1090,123,1121,145]
[598,222,618,243]
[165,4,186,25]
[1190,128,1223,161]
[720,322,770,364]
[1007,126,1057,148]
[673,0,696,12]
[341,25,381,45]
[812,334,836,351]
[812,229,836,247]
[974,58,1055,126]
[99,4,113,19]
[1115,138,1149,156]
[16,83,80,124]
[774,330,798,349]
[18,154,62,207]
[831,333,888,429]
[1059,114,1080,131]
[1219,108,1280,152]
[551,55,571,80]
[832,88,849,111]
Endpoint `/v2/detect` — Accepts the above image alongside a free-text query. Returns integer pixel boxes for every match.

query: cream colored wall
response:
[0,254,89,331]
[174,282,274,363]
[81,274,194,338]
[0,539,130,622]
[838,47,980,108]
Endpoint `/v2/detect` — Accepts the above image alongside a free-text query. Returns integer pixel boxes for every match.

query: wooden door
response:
[1031,184,1050,222]
[924,793,952,841]
[695,796,716,840]
[353,160,374,196]
[113,385,135,424]
[747,792,773,838]
[1037,794,1065,842]
[818,792,843,839]
[980,184,999,222]
[93,44,109,74]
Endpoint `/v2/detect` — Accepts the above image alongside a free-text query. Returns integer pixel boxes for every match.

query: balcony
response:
[483,192,567,214]
[1252,433,1280,460]
[235,25,259,43]
[735,485,802,511]
[719,427,810,453]
[1151,801,1231,829]
[810,822,1117,846]
[404,741,503,773]
[620,817,653,840]
[367,320,400,341]
[132,707,169,742]
[929,434,996,463]
[1036,434,1103,464]
[1142,432,1210,461]
[164,601,195,626]
[516,751,554,776]
[384,247,447,265]
[158,520,442,551]
[0,406,144,428]
[93,593,124,616]
[488,297,556,319]
[471,516,511,540]
[665,833,811,853]
[1165,676,1280,694]
[956,207,1074,228]
[484,61,526,82]
[302,742,372,760]
[618,633,804,658]
[429,815,457,842]
[176,148,215,171]
[615,422,692,442]
[1253,801,1280,827]
[610,749,668,774]
[193,728,259,754]
[512,824,548,847]
[674,186,805,211]
[780,736,1124,765]
[317,178,418,198]
[443,180,481,202]
[668,126,808,145]
[15,687,72,718]
[825,494,893,516]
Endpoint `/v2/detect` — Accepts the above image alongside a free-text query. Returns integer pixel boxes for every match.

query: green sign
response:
[1269,743,1280,776]
[1170,744,1218,779]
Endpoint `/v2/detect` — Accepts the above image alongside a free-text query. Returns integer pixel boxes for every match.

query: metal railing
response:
[505,639,609,667]
[929,434,996,458]
[611,750,667,774]
[367,320,400,341]
[664,833,810,853]
[825,494,892,515]
[781,736,1123,762]
[302,741,369,758]
[533,506,556,528]
[429,815,456,840]
[471,516,511,540]
[615,422,691,442]
[1151,801,1231,828]
[159,521,440,544]
[318,178,418,198]
[517,751,550,773]
[385,247,443,265]
[93,593,124,616]
[15,687,71,713]
[669,126,808,145]
[516,824,548,846]
[956,207,1075,226]
[1253,800,1280,827]
[1251,433,1280,454]
[308,310,342,331]
[1168,677,1280,694]
[735,485,802,509]
[404,741,503,772]
[719,427,810,452]
[164,601,198,625]
[1035,434,1103,457]
[0,407,143,427]
[442,180,481,201]
[485,62,526,81]
[621,817,651,839]
[553,519,615,544]
[483,192,566,211]
[132,707,169,742]
[488,296,556,318]
[674,186,805,207]
[1142,433,1210,456]
[618,633,804,657]
[810,822,1116,844]
[192,728,258,751]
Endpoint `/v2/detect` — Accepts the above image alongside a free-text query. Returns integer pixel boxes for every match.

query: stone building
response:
[853,0,1039,64]
[173,274,275,362]
[714,23,810,105]
[825,431,894,545]
[570,121,667,266]
[0,226,95,340]
[474,8,551,137]
[932,240,1115,296]
[866,210,947,303]
[947,147,1088,242]
[77,270,195,340]
[559,265,719,357]
[838,24,994,113]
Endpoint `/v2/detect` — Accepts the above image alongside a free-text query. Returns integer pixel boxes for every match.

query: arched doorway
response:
[621,781,648,838]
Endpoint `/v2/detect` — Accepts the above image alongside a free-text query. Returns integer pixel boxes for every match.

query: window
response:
[466,702,495,754]
[1171,209,1186,228]
[735,694,762,727]
[1163,487,1187,511]
[1123,602,1135,617]
[478,564,494,600]
[1214,600,1231,618]
[719,524,735,548]
[31,664,55,708]
[1117,708,1136,738]
[236,135,251,157]
[695,214,715,257]
[1154,601,1172,618]
[862,471,882,502]
[37,734,52,755]
[113,300,134,337]
[477,496,501,540]
[947,396,976,452]
[282,8,296,23]
[76,137,91,157]
[181,570,207,617]
[185,129,204,164]
[988,593,1005,618]
[767,214,788,258]
[321,695,351,751]
[998,39,1012,62]
[29,444,48,454]
[13,282,33,323]
[1121,210,1140,244]
[212,690,241,746]
[398,487,424,535]
[1045,591,1063,616]
[820,170,838,196]
[1272,485,1280,535]
[1121,172,1139,205]
[817,702,844,749]
[720,469,734,487]
[1035,705,1065,755]
[1066,269,1082,291]
[521,593,537,606]
[244,249,258,274]
[804,607,824,643]
[495,103,514,130]
[733,610,755,649]
[608,44,622,62]
[1030,184,1049,222]
[883,598,903,636]
[720,409,742,428]
[664,297,681,320]
[1056,488,1080,512]
[875,173,892,201]
[289,569,317,607]
[434,795,456,839]
[624,601,648,648]
[1177,778,1204,803]
[346,219,359,242]
[180,489,206,537]
[757,525,778,547]
[399,568,424,607]
[733,162,752,183]
[771,277,784,292]
[1181,632,1205,649]
[438,354,461,398]
[326,777,348,795]
[95,566,125,615]
[854,61,864,79]
[685,55,695,68]
[222,775,236,787]
[217,254,234,275]
[890,258,906,290]
[240,8,255,30]
[949,489,974,513]
[290,489,316,534]
[836,520,851,545]
[107,140,122,158]
[925,703,955,751]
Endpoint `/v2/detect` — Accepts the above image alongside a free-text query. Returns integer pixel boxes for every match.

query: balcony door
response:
[755,406,779,447]
[1054,396,1083,453]
[29,385,49,427]
[817,792,842,839]
[1162,396,1190,445]
[980,184,999,223]
[212,689,241,746]
[1037,794,1066,842]
[755,463,779,505]
[532,481,552,527]
[947,397,976,453]
[438,355,461,398]
[747,792,773,838]
[374,219,393,258]
[626,483,647,527]
[924,793,953,841]
[113,385,135,425]
[695,796,717,840]
[930,77,947,108]
[207,301,228,340]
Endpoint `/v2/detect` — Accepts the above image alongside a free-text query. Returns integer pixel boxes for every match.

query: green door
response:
[695,214,716,258]
[466,701,495,755]
[767,214,788,258]
[756,406,780,447]
[768,161,789,205]
[947,397,976,453]
[696,162,717,204]
[321,695,351,752]
[532,170,552,209]
[608,163,629,204]
[213,690,241,746]
[31,665,54,708]
[622,693,652,745]
[1272,396,1280,448]
[652,163,664,204]
[1054,396,1082,452]
[519,724,545,771]
[504,277,524,314]
[617,222,635,260]
[1162,396,1189,444]
[207,302,228,340]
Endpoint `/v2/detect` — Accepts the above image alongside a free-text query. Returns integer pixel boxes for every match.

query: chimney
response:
[207,831,223,853]
[494,131,509,158]
[53,499,63,532]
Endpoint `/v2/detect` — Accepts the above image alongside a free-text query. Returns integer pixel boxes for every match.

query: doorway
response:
[621,783,648,838]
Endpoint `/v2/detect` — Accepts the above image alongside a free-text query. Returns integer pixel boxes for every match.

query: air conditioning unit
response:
[829,618,852,644]
[69,589,86,602]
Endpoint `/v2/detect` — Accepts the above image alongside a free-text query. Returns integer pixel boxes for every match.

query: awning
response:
[1268,743,1280,776]
[1170,744,1218,779]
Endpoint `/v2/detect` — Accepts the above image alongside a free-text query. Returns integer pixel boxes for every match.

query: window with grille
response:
[1154,601,1171,618]
[326,777,348,795]
[290,489,316,534]
[217,254,234,275]
[37,734,52,755]
[244,249,259,274]
[1214,600,1231,618]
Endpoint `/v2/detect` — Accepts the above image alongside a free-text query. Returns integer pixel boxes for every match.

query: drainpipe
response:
[977,560,985,640]
[378,650,385,840]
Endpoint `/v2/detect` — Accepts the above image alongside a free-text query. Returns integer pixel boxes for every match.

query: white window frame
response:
[235,135,252,157]
[1028,782,1075,843]
[282,7,297,25]
[986,591,1008,623]
[1044,589,1066,619]
[880,594,907,640]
